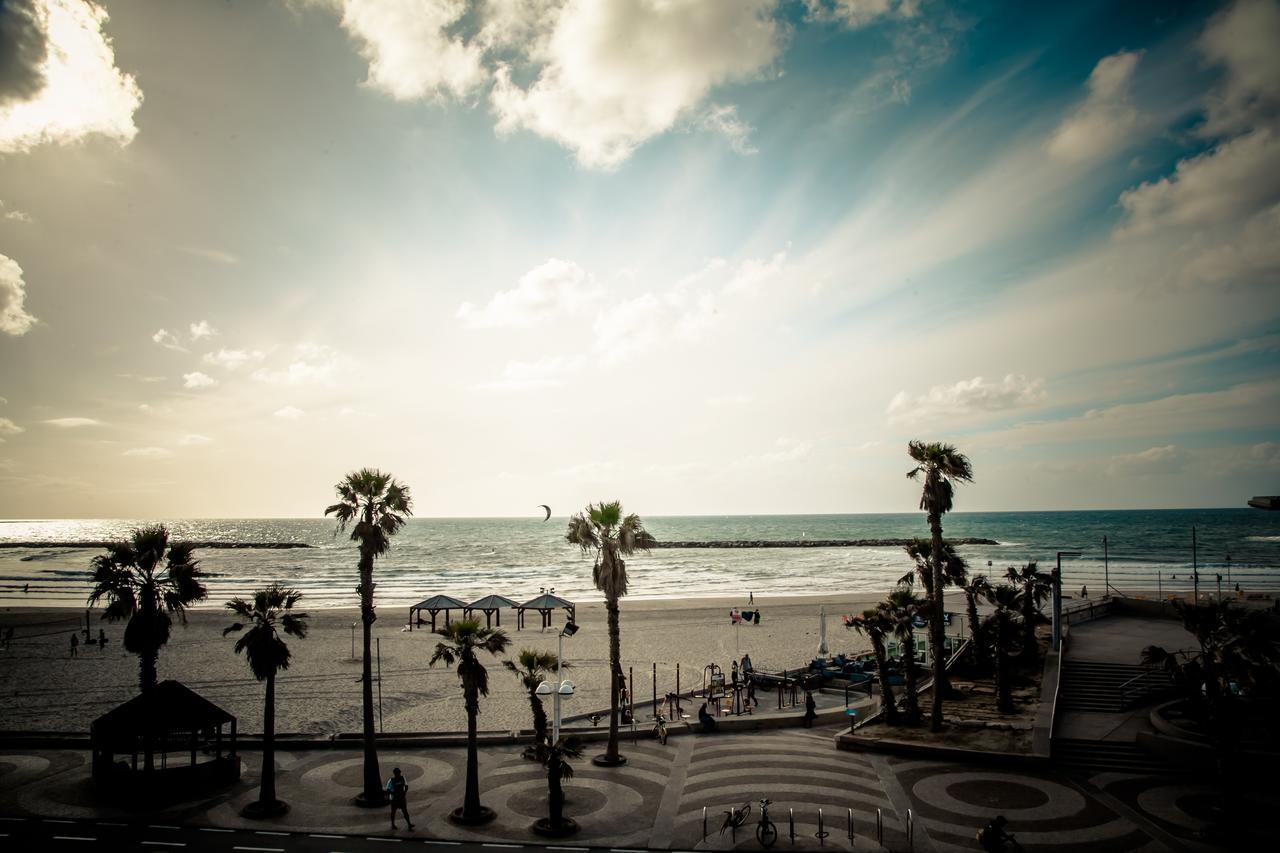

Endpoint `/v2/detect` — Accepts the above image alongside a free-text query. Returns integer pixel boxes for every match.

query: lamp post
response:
[1053,551,1082,652]
[537,622,579,743]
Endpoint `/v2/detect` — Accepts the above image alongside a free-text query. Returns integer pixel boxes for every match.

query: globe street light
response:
[537,622,580,743]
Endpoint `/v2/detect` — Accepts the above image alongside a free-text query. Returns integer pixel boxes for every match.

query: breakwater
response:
[651,538,998,548]
[1,541,312,550]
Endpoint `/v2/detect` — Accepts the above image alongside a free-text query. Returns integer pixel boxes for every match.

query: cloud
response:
[887,374,1046,424]
[1197,0,1280,138]
[117,373,165,382]
[0,416,23,440]
[490,0,782,169]
[203,347,264,370]
[1,199,33,221]
[0,0,47,105]
[177,433,211,445]
[735,437,814,467]
[1048,50,1145,162]
[459,258,600,329]
[182,371,216,389]
[0,0,144,153]
[122,446,173,459]
[251,343,346,385]
[152,328,186,351]
[1107,444,1187,476]
[273,405,305,419]
[188,320,217,340]
[803,0,919,29]
[329,0,486,101]
[179,247,238,265]
[477,354,584,392]
[43,416,100,428]
[0,252,36,335]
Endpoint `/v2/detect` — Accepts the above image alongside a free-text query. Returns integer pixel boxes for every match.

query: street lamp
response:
[537,621,580,743]
[1053,551,1082,652]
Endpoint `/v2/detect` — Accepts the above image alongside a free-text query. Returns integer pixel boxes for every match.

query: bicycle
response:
[755,798,777,848]
[652,715,668,745]
[720,802,751,836]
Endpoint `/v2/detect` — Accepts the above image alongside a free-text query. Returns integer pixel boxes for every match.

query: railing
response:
[1118,668,1172,709]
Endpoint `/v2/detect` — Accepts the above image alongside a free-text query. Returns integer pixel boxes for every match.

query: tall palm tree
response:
[325,468,413,808]
[88,524,208,695]
[981,583,1025,714]
[961,573,991,667]
[907,440,973,731]
[430,618,511,825]
[850,607,900,725]
[504,649,567,753]
[531,735,584,837]
[1007,562,1052,662]
[885,586,927,723]
[223,585,309,818]
[566,500,655,767]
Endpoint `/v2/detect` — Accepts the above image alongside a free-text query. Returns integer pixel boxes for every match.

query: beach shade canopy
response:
[90,680,239,791]
[465,594,520,628]
[517,592,576,630]
[409,593,469,631]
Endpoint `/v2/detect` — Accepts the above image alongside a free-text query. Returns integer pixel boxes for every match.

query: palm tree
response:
[850,607,900,725]
[566,500,655,767]
[906,441,973,731]
[223,585,309,818]
[1007,562,1052,662]
[504,649,567,754]
[530,735,584,837]
[88,525,208,695]
[885,586,927,723]
[981,583,1025,714]
[961,573,991,667]
[325,467,413,808]
[430,618,511,825]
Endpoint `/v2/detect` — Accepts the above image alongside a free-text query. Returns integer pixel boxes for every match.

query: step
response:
[1051,738,1176,775]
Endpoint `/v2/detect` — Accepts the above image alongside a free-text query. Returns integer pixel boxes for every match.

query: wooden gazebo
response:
[464,594,518,628]
[518,592,576,630]
[409,594,468,631]
[90,680,239,798]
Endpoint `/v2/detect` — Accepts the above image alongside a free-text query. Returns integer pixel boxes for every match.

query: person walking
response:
[802,690,817,728]
[69,633,78,657]
[1080,585,1088,599]
[387,767,413,830]
[749,591,754,605]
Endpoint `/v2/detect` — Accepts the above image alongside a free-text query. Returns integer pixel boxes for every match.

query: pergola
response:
[518,592,576,630]
[464,594,519,628]
[90,680,239,797]
[409,594,468,632]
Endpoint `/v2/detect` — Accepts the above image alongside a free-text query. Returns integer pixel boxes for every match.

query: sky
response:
[0,0,1278,519]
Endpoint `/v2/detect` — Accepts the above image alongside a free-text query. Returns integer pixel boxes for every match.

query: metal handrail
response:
[1118,667,1169,707]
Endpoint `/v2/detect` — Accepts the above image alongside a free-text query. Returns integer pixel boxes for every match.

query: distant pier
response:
[651,537,998,549]
[0,541,312,550]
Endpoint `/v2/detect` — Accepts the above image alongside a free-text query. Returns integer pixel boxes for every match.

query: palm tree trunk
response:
[464,684,481,817]
[928,512,948,731]
[261,673,277,806]
[996,616,1013,714]
[548,753,565,828]
[871,636,898,725]
[140,645,158,694]
[358,552,383,806]
[903,626,919,721]
[530,691,548,745]
[966,591,982,668]
[601,596,623,764]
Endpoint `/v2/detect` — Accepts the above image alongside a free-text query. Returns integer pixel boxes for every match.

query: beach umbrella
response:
[818,606,829,656]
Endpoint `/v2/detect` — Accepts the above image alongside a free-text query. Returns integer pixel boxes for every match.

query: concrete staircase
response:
[1058,661,1173,712]
[1051,738,1177,775]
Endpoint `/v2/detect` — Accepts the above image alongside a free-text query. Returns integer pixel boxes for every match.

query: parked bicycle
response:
[755,798,777,848]
[720,802,751,836]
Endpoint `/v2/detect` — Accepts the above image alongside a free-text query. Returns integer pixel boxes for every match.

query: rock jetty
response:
[652,537,997,549]
[0,541,312,550]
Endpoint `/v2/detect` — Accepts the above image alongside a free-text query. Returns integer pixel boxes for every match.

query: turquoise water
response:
[1,508,1276,608]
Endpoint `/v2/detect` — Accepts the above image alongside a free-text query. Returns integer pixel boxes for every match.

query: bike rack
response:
[789,808,795,843]
[815,808,828,844]
[702,806,707,840]
[906,807,914,852]
[847,808,854,842]
[876,807,883,846]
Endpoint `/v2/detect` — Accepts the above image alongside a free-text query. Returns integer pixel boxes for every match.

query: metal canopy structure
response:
[518,592,576,630]
[464,594,519,628]
[409,594,468,632]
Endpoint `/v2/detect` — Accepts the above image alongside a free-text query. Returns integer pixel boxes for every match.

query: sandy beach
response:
[0,591,974,735]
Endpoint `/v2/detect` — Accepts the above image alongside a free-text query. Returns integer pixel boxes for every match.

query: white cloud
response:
[179,247,238,265]
[0,0,144,153]
[0,417,23,439]
[1047,50,1144,162]
[188,320,217,340]
[1,200,33,222]
[177,434,211,445]
[1197,0,1280,138]
[1108,444,1187,476]
[803,0,919,29]
[152,328,186,351]
[698,103,757,155]
[182,371,216,389]
[735,437,814,467]
[478,354,584,392]
[251,343,346,385]
[459,258,600,329]
[122,446,173,458]
[490,0,782,169]
[887,374,1046,424]
[273,405,305,419]
[723,250,787,294]
[203,347,264,370]
[330,0,486,101]
[0,252,36,335]
[43,417,100,428]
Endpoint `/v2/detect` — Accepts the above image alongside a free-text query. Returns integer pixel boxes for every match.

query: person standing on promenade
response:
[803,690,817,727]
[98,628,108,651]
[387,767,413,830]
[69,633,78,657]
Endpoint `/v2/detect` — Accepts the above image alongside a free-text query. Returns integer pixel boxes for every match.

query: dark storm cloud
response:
[0,0,48,105]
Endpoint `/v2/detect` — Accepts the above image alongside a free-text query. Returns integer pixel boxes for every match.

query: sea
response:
[1,509,1277,609]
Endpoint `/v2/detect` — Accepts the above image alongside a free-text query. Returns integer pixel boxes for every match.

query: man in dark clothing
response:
[387,767,413,830]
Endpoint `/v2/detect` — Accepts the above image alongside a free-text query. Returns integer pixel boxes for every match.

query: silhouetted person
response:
[69,633,78,657]
[387,767,412,830]
[803,690,817,727]
[698,702,717,733]
[1081,585,1088,598]
[98,628,108,651]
